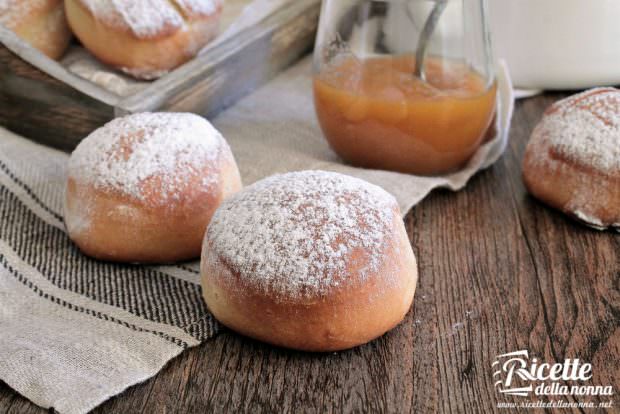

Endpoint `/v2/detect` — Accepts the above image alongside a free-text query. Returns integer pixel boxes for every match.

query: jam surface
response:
[314,55,497,175]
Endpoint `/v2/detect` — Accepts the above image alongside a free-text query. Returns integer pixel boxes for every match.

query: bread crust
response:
[66,158,241,263]
[64,113,242,263]
[522,89,620,231]
[64,0,221,78]
[523,139,620,230]
[1,0,72,59]
[201,209,418,352]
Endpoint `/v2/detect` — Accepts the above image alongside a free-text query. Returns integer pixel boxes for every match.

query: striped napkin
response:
[0,57,513,414]
[0,130,218,413]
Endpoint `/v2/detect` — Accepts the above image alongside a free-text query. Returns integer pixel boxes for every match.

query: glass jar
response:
[313,0,497,175]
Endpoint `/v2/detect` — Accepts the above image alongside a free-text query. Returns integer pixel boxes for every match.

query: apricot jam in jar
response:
[313,0,497,175]
[314,56,497,175]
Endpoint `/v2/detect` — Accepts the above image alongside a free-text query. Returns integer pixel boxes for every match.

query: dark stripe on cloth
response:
[0,159,63,222]
[0,184,218,342]
[0,253,189,348]
[177,264,200,275]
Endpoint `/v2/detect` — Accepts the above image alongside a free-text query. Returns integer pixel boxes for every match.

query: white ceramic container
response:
[489,0,620,90]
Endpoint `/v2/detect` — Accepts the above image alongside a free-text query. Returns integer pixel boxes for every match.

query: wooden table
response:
[1,93,618,413]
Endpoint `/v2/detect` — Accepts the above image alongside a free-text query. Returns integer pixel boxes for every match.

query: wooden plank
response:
[0,26,119,105]
[0,45,115,151]
[0,381,16,413]
[0,94,618,413]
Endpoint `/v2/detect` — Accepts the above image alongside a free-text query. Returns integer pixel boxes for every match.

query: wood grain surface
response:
[0,44,115,151]
[0,93,618,413]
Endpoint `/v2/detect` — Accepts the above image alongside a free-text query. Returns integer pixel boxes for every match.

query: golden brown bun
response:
[64,0,221,79]
[523,88,620,231]
[201,171,418,351]
[0,0,72,59]
[65,112,242,263]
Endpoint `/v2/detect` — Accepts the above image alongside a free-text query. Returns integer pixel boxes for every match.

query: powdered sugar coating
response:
[174,0,219,16]
[573,210,606,231]
[524,88,620,230]
[205,171,400,299]
[68,112,225,204]
[78,0,219,39]
[0,0,54,28]
[534,88,620,172]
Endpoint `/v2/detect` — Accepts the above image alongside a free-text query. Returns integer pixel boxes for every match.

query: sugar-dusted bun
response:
[0,0,72,59]
[523,88,620,231]
[64,0,222,79]
[201,171,418,352]
[65,112,242,263]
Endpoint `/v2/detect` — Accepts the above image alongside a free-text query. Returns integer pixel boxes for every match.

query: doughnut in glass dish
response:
[0,0,72,59]
[523,88,620,231]
[65,112,242,263]
[201,170,418,352]
[64,0,222,79]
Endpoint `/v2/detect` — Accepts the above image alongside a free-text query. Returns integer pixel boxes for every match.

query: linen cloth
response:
[0,57,514,414]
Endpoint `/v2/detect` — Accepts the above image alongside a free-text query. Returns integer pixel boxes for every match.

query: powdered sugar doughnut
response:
[64,0,222,79]
[201,171,418,351]
[523,88,620,231]
[65,112,242,263]
[0,0,72,59]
